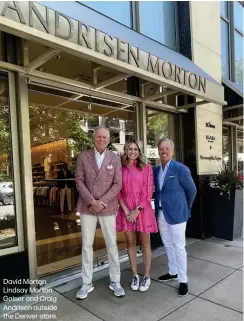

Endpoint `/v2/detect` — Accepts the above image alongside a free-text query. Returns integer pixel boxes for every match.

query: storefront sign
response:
[205,122,215,128]
[195,108,222,175]
[206,135,215,142]
[0,1,206,93]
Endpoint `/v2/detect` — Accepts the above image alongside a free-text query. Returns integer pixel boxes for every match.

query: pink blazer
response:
[75,149,122,216]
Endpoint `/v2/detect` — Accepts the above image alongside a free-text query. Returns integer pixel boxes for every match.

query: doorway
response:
[28,83,136,276]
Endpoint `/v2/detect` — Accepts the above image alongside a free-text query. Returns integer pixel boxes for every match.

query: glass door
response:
[146,108,180,166]
[28,84,136,276]
[0,70,24,257]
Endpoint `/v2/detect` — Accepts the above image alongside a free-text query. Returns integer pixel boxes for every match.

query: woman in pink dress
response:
[116,140,158,292]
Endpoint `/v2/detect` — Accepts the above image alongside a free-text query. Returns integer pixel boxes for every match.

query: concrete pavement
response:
[0,237,243,321]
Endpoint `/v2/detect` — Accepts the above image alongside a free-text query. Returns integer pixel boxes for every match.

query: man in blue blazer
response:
[154,138,196,297]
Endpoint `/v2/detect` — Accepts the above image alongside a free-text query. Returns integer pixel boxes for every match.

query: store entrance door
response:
[28,83,136,276]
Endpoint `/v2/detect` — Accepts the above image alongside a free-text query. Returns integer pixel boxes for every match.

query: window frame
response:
[221,1,244,83]
[136,1,178,51]
[0,70,24,257]
[78,1,179,52]
[78,1,134,29]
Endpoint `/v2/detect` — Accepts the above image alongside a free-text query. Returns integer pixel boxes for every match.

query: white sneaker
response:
[76,283,94,299]
[109,282,125,297]
[139,277,151,292]
[131,275,140,291]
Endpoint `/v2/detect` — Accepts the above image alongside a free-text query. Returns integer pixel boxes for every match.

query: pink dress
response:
[116,162,158,233]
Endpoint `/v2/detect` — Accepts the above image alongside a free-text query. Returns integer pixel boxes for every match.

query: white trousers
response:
[60,187,71,211]
[80,214,121,284]
[158,210,188,283]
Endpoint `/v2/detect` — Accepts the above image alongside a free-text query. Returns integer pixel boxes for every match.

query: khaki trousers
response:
[80,214,121,284]
[59,187,71,211]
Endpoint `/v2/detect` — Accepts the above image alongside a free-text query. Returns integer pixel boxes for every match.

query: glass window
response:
[220,1,228,18]
[28,84,136,276]
[0,32,3,61]
[81,1,132,27]
[139,1,176,50]
[234,31,244,85]
[234,1,244,31]
[237,130,243,178]
[0,73,17,250]
[222,127,231,168]
[221,19,230,79]
[146,108,180,167]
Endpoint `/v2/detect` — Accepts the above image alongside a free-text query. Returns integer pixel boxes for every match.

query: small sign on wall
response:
[195,107,223,175]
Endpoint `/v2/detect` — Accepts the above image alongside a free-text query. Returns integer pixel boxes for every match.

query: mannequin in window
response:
[57,163,74,214]
[44,154,52,179]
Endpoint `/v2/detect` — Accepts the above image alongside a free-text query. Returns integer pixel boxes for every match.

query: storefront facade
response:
[220,1,243,176]
[0,1,229,296]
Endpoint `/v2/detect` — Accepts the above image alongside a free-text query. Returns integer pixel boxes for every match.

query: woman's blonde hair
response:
[122,139,146,169]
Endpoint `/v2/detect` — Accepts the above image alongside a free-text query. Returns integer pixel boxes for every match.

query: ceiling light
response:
[53,54,61,60]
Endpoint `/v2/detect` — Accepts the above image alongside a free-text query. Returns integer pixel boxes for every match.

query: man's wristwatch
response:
[136,206,143,211]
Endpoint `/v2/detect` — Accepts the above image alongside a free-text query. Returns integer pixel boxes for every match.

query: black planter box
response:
[0,251,29,301]
[211,189,243,241]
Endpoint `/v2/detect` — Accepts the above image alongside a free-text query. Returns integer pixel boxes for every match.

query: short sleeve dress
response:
[116,162,158,233]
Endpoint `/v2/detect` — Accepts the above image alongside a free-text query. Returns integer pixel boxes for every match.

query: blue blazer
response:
[154,160,197,225]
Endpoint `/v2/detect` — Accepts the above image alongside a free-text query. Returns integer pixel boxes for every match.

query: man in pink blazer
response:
[75,126,125,300]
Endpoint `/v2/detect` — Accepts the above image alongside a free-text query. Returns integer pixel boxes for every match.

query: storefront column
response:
[126,76,141,142]
[139,102,147,155]
[181,97,213,239]
[17,73,38,285]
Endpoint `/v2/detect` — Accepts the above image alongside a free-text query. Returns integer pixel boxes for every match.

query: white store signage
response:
[195,107,222,175]
[195,107,223,175]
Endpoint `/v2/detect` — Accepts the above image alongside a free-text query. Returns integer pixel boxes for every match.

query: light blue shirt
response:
[159,159,171,208]
[94,148,106,169]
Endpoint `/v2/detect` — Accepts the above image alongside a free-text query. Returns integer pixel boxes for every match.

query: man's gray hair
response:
[93,126,110,140]
[157,138,174,149]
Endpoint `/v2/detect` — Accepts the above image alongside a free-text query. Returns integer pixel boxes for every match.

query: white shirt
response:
[94,148,106,169]
[159,159,172,208]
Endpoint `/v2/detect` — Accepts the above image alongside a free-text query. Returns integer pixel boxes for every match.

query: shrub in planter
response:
[209,166,243,240]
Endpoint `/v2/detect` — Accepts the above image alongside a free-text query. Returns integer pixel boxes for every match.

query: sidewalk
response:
[0,237,243,321]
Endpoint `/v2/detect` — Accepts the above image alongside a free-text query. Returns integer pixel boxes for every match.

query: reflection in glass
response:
[81,1,132,27]
[221,19,230,80]
[234,1,243,31]
[234,31,244,85]
[146,108,179,168]
[139,1,176,50]
[0,73,17,250]
[222,127,231,168]
[237,130,243,177]
[29,85,135,275]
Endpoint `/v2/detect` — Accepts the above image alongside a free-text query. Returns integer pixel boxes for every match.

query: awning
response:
[0,1,225,107]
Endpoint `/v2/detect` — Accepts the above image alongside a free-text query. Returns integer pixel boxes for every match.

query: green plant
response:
[210,165,243,198]
[0,172,11,182]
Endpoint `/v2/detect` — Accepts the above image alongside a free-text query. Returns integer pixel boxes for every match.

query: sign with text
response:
[195,107,222,175]
[0,1,208,94]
